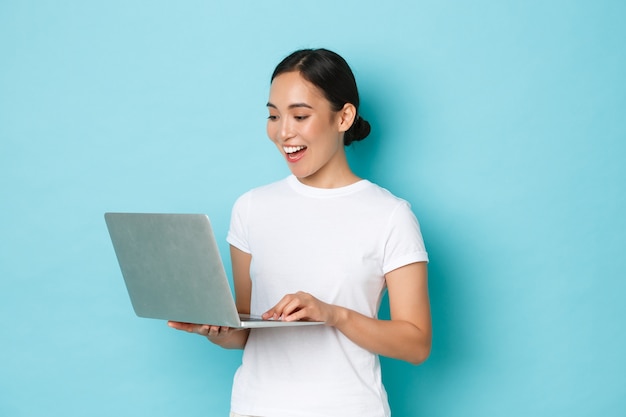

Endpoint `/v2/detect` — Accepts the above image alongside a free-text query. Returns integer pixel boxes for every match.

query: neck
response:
[296,163,360,189]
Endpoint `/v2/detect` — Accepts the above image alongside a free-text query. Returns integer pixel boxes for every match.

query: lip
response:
[285,147,307,163]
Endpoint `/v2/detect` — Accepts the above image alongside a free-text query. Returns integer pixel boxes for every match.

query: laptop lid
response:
[104,213,321,328]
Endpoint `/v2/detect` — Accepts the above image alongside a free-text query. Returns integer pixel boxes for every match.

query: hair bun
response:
[345,116,371,145]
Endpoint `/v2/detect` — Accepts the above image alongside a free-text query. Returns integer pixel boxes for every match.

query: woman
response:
[169,48,431,417]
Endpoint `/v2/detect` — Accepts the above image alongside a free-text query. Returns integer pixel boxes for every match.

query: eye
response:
[294,115,309,121]
[267,115,278,121]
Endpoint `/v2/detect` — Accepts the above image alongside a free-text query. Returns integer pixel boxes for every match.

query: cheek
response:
[266,122,276,141]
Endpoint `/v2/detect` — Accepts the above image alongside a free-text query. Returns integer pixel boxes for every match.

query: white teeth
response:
[284,145,306,154]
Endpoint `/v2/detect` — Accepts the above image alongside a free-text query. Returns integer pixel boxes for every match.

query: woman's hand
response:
[263,262,431,364]
[167,321,249,349]
[262,291,344,326]
[167,321,237,338]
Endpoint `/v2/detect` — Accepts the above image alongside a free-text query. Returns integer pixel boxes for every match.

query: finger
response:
[207,325,227,337]
[261,307,277,320]
[283,309,304,322]
[263,294,295,319]
[284,293,325,322]
[281,298,305,320]
[167,321,194,332]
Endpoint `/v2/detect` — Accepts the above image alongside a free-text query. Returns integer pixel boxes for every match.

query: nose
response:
[277,117,295,142]
[267,114,296,144]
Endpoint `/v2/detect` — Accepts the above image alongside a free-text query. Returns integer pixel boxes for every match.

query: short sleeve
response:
[382,200,429,274]
[226,191,252,254]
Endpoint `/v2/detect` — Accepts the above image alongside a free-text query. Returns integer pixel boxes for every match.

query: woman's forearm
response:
[332,306,431,365]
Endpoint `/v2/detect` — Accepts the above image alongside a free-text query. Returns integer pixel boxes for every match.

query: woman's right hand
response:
[167,321,249,349]
[167,321,234,338]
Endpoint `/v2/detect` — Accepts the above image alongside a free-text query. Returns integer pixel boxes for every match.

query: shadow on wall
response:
[380,224,468,416]
[345,55,429,190]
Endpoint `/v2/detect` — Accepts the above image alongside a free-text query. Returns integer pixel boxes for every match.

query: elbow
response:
[407,340,432,365]
[407,350,430,365]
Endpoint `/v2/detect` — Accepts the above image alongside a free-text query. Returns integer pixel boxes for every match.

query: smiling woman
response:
[263,49,371,189]
[269,48,371,146]
[266,70,357,187]
[168,48,431,417]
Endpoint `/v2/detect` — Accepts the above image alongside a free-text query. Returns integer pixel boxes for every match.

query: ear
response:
[337,103,357,133]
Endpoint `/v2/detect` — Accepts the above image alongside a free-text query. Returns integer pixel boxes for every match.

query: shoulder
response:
[359,180,412,211]
[357,182,424,235]
[231,176,292,214]
[234,176,291,201]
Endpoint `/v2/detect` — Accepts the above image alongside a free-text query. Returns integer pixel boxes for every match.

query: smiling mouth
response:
[284,145,307,160]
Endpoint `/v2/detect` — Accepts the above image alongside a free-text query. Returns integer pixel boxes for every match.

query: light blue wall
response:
[1,1,624,416]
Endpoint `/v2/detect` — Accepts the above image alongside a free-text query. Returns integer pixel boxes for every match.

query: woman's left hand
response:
[262,291,341,326]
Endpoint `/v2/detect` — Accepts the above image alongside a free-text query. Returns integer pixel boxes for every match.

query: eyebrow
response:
[266,102,314,110]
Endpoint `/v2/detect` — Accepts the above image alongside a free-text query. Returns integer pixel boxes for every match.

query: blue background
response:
[1,1,625,416]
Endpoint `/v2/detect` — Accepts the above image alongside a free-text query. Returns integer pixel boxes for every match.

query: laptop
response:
[104,212,322,328]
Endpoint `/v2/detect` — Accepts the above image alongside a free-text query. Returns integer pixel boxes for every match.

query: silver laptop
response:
[104,212,322,328]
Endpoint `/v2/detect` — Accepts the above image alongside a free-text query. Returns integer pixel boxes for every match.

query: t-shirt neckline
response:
[286,175,371,198]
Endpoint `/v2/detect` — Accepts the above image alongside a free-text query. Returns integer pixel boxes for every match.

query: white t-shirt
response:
[227,175,428,417]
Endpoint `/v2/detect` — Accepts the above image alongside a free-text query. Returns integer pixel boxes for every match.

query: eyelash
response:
[266,115,309,121]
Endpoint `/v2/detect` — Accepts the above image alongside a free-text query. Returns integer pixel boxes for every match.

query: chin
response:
[289,167,314,179]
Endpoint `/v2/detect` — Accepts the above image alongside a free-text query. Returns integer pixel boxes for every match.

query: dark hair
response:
[271,48,371,146]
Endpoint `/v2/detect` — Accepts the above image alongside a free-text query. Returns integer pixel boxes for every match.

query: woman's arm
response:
[167,245,253,350]
[263,261,431,364]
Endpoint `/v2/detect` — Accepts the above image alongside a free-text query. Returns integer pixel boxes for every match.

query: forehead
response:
[268,71,329,108]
